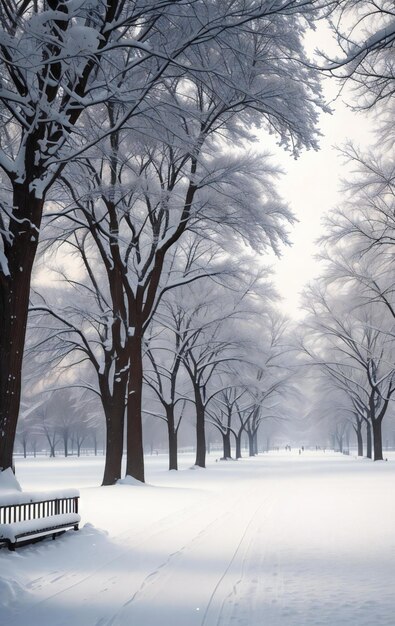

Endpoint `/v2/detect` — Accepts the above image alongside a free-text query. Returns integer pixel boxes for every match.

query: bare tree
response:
[302,282,395,460]
[143,304,192,471]
[15,399,43,458]
[308,370,370,457]
[173,287,244,469]
[208,387,246,460]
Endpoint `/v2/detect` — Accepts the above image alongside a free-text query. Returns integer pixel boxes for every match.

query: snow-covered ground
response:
[1,451,395,626]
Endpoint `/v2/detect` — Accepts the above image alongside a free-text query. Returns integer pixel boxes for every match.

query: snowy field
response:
[1,451,395,626]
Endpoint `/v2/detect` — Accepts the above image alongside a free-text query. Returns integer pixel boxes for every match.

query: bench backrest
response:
[0,496,79,524]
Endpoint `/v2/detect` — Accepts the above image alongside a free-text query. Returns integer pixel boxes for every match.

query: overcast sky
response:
[262,27,374,318]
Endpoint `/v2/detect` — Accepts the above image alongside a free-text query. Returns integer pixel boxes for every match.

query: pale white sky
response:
[261,28,374,318]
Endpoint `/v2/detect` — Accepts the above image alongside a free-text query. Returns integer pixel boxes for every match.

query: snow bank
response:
[0,468,22,493]
[116,475,147,487]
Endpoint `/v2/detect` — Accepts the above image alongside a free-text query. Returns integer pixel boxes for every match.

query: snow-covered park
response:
[2,451,395,626]
[0,4,394,626]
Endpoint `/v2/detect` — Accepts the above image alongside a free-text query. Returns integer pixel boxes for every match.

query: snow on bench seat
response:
[0,513,81,543]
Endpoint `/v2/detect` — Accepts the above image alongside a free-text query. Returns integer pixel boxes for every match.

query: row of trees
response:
[1,0,392,480]
[16,390,103,458]
[300,0,395,459]
[27,261,295,474]
[0,0,327,482]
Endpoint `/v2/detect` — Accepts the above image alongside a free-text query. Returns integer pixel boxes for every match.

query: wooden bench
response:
[0,490,80,551]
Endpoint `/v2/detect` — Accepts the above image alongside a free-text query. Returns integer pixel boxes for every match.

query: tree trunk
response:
[168,428,178,471]
[372,417,383,461]
[355,423,363,457]
[126,335,145,482]
[253,431,258,455]
[101,392,125,485]
[248,431,255,456]
[221,430,231,459]
[0,187,43,471]
[344,428,350,452]
[166,406,178,471]
[366,421,372,459]
[194,386,206,468]
[235,432,242,459]
[63,434,68,457]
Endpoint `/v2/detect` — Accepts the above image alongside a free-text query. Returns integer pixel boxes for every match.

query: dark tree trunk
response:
[168,427,178,471]
[248,431,255,456]
[45,431,57,458]
[221,431,231,459]
[194,386,206,468]
[102,411,124,485]
[77,441,82,457]
[366,421,372,459]
[253,431,258,455]
[126,334,145,482]
[166,406,178,470]
[63,434,68,457]
[372,418,383,461]
[0,187,43,471]
[101,391,125,485]
[355,422,363,457]
[235,432,242,459]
